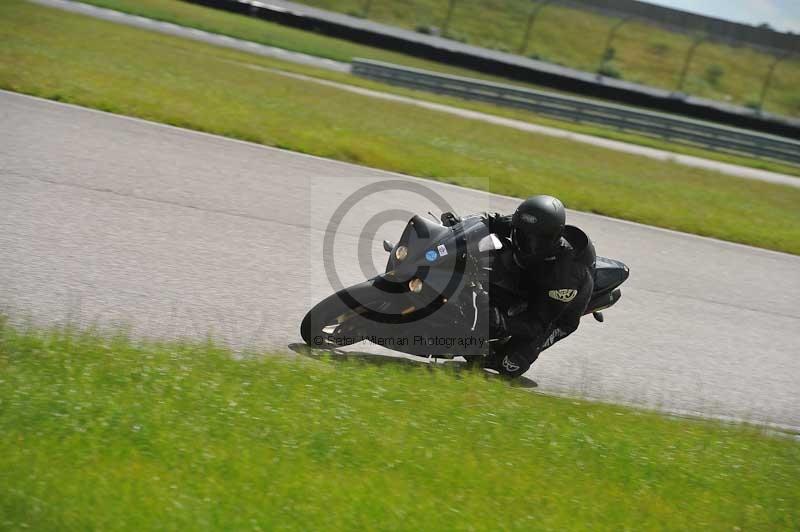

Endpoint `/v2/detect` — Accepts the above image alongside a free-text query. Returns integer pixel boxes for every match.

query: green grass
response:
[1,320,799,530]
[74,0,800,177]
[2,0,800,255]
[296,0,800,118]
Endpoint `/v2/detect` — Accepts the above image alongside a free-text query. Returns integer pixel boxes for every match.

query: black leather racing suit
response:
[481,213,596,378]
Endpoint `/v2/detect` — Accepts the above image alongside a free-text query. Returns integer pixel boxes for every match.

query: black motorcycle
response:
[301,211,628,364]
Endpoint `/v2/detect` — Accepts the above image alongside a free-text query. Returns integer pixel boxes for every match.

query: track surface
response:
[2,91,799,429]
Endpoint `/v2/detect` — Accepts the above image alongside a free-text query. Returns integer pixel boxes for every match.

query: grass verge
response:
[74,0,800,177]
[2,0,800,254]
[1,320,799,530]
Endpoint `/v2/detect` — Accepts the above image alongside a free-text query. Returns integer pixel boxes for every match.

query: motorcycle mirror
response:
[382,240,395,252]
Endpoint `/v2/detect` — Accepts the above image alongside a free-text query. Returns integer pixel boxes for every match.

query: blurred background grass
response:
[1,319,798,530]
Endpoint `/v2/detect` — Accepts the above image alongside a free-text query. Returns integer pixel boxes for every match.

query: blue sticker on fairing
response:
[425,250,438,262]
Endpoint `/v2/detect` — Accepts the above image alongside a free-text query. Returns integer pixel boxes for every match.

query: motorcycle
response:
[301,211,628,365]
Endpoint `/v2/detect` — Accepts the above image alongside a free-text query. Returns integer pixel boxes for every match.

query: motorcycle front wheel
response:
[300,279,398,348]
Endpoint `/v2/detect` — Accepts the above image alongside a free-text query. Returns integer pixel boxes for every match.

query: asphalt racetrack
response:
[2,90,799,430]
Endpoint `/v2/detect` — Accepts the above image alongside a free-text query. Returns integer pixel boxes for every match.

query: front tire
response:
[300,291,363,347]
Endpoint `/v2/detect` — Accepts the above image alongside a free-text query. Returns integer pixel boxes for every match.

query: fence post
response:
[757,52,790,112]
[599,16,633,68]
[362,0,373,18]
[442,0,457,36]
[519,0,554,55]
[676,34,708,91]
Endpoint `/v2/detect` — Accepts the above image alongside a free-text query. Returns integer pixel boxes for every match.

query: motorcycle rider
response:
[479,195,596,378]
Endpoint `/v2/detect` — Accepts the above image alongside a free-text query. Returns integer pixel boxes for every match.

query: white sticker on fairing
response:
[437,244,448,257]
[548,289,577,302]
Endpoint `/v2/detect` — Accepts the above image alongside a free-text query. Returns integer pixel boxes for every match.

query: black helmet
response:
[511,195,566,266]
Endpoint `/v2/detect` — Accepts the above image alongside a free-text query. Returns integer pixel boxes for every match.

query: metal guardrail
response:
[352,59,800,167]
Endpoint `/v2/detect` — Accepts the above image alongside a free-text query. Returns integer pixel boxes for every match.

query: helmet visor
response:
[512,227,537,258]
[512,226,555,265]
